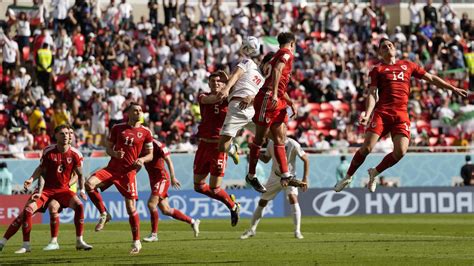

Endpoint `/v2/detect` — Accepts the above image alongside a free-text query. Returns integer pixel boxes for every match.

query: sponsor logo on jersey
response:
[67,157,72,164]
[137,132,143,138]
[385,68,390,71]
[371,122,377,128]
[401,65,407,70]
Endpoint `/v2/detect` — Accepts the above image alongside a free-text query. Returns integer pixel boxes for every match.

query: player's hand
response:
[301,179,308,192]
[216,91,227,100]
[133,158,144,168]
[452,87,468,97]
[359,111,370,126]
[80,190,88,200]
[280,178,289,188]
[31,193,41,200]
[24,177,34,190]
[171,177,181,189]
[114,149,125,159]
[238,96,252,110]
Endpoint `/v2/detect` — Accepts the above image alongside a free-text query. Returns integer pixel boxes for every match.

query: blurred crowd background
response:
[0,0,473,158]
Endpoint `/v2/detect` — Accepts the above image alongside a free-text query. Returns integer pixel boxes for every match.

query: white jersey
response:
[265,138,306,177]
[228,58,264,100]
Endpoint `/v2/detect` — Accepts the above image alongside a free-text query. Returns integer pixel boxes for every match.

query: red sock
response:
[375,152,399,173]
[87,189,107,214]
[194,182,215,198]
[4,215,22,240]
[74,204,84,237]
[50,214,59,238]
[347,150,368,177]
[169,208,192,224]
[22,207,33,242]
[274,144,289,174]
[129,211,140,241]
[151,208,159,234]
[248,142,261,175]
[211,187,235,210]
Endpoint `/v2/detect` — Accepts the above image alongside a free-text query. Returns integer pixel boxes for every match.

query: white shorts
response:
[91,121,106,135]
[260,174,298,201]
[220,100,255,137]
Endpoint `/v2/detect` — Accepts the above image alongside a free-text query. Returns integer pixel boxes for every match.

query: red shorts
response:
[253,91,288,127]
[94,167,138,199]
[193,141,227,177]
[367,111,410,139]
[33,188,76,210]
[150,177,170,198]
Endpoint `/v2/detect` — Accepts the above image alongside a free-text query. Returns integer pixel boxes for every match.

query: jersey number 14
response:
[392,72,404,81]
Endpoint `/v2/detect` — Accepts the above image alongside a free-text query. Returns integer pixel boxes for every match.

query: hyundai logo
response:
[312,191,359,217]
[168,195,187,213]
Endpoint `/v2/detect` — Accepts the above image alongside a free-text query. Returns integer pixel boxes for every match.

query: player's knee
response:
[85,180,95,191]
[194,183,204,192]
[288,195,298,204]
[74,202,84,212]
[258,199,268,207]
[148,202,157,210]
[211,186,221,194]
[360,145,373,155]
[161,206,172,216]
[126,205,136,215]
[393,149,406,160]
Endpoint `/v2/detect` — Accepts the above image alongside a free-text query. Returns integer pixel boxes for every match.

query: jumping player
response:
[193,70,240,227]
[335,38,467,193]
[86,103,153,254]
[241,134,309,240]
[246,32,305,191]
[0,125,91,253]
[142,139,200,242]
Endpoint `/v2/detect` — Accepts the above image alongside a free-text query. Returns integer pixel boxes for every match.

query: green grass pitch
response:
[1,214,474,265]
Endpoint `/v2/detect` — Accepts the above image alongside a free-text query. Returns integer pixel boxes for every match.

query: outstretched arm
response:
[422,72,467,97]
[219,67,245,98]
[360,86,378,126]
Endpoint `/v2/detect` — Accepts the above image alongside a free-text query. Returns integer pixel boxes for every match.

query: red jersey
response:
[107,123,153,172]
[34,134,51,150]
[197,93,228,139]
[144,139,170,178]
[261,48,294,98]
[369,60,426,114]
[40,144,83,190]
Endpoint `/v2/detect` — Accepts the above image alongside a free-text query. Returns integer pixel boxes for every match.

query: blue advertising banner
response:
[42,189,285,224]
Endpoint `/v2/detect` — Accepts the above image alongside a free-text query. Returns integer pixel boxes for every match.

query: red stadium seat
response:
[25,152,41,159]
[307,103,320,112]
[429,137,438,146]
[318,111,333,122]
[22,46,30,61]
[329,129,338,137]
[416,120,431,131]
[288,120,297,130]
[430,128,439,136]
[444,136,456,146]
[0,112,9,129]
[320,102,334,111]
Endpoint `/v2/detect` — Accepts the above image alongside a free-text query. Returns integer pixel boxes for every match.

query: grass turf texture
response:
[1,214,473,265]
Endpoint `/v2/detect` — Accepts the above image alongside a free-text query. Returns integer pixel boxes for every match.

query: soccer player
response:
[246,32,305,191]
[1,125,91,253]
[216,36,275,193]
[193,70,240,227]
[86,102,153,254]
[335,38,467,193]
[241,135,309,240]
[142,139,200,242]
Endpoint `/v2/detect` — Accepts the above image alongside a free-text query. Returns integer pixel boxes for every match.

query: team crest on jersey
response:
[401,65,407,70]
[67,157,72,164]
[137,132,143,138]
[371,122,377,128]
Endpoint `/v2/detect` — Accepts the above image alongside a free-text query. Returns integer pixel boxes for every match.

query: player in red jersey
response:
[0,125,91,254]
[246,32,306,192]
[0,128,78,252]
[193,70,241,226]
[86,102,153,254]
[335,38,467,193]
[142,139,200,242]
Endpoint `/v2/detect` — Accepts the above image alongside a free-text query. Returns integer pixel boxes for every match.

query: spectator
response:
[0,29,20,76]
[34,127,51,150]
[36,43,54,91]
[81,135,101,157]
[15,12,31,57]
[423,0,437,26]
[314,133,330,152]
[460,155,474,186]
[336,156,350,186]
[0,162,13,195]
[408,0,421,33]
[91,93,108,145]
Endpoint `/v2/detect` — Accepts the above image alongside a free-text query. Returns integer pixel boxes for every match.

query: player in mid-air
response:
[241,132,309,240]
[335,38,467,193]
[86,103,154,254]
[246,32,306,191]
[193,70,240,226]
[0,125,91,253]
[142,139,200,242]
[216,36,276,193]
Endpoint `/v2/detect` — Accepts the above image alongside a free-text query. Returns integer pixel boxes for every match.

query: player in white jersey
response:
[217,37,270,168]
[240,137,309,239]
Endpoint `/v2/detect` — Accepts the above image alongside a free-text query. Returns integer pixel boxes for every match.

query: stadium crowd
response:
[0,0,473,157]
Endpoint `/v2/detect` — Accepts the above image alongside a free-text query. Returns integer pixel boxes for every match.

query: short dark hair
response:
[466,155,471,162]
[341,156,346,161]
[54,124,72,133]
[378,38,391,49]
[0,162,7,168]
[209,70,229,83]
[124,102,141,113]
[261,52,275,66]
[277,32,296,46]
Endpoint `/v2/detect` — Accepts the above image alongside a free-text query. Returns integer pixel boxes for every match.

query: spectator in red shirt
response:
[33,127,51,150]
[72,26,85,57]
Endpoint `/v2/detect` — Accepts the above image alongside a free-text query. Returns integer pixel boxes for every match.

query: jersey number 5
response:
[214,104,219,114]
[392,72,404,81]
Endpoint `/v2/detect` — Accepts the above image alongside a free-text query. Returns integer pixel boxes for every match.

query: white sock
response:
[281,172,291,178]
[191,219,195,224]
[76,236,83,242]
[134,240,141,245]
[250,206,264,232]
[228,143,236,154]
[51,237,58,243]
[23,241,30,247]
[0,237,7,245]
[291,203,301,233]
